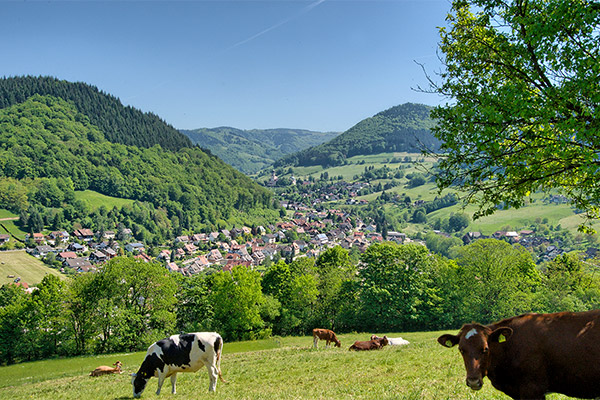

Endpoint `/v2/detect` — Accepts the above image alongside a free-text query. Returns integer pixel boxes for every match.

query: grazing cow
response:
[370,335,409,346]
[90,361,123,376]
[312,328,341,348]
[131,332,226,398]
[437,310,600,400]
[349,335,389,351]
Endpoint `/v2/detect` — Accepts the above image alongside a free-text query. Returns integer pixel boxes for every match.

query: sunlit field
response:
[0,250,65,286]
[0,331,574,400]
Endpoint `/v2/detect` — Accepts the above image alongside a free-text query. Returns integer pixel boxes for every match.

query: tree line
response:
[2,239,599,365]
[0,76,191,151]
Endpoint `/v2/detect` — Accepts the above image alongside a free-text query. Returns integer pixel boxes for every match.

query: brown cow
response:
[312,328,341,348]
[438,310,600,399]
[90,361,123,377]
[349,335,388,351]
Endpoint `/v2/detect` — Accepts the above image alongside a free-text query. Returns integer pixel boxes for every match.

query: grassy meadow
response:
[0,331,574,400]
[0,250,65,286]
[74,190,136,211]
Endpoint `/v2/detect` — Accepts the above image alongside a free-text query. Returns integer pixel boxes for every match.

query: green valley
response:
[181,127,340,174]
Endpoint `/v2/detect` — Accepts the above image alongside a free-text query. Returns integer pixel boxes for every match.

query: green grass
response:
[0,219,27,240]
[0,209,18,219]
[74,190,135,211]
[0,250,65,286]
[0,331,573,400]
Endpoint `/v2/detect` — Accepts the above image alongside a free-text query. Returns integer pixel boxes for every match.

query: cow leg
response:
[206,364,218,392]
[156,372,166,395]
[325,340,330,348]
[313,336,318,348]
[170,374,177,394]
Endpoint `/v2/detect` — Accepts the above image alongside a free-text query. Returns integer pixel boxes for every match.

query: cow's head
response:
[131,372,150,398]
[379,335,389,347]
[334,338,341,347]
[438,324,512,391]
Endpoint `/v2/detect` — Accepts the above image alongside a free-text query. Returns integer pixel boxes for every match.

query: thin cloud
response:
[226,0,326,51]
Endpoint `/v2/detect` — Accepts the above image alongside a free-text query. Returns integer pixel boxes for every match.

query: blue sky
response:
[1,0,450,132]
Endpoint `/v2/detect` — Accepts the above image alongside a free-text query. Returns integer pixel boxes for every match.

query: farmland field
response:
[0,250,65,286]
[0,331,573,400]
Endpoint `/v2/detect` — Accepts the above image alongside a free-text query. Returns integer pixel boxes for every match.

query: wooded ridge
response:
[275,103,440,168]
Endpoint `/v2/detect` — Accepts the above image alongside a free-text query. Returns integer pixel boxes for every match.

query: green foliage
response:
[430,0,600,230]
[210,265,268,341]
[537,253,600,312]
[358,243,436,331]
[424,232,462,258]
[451,239,540,324]
[275,103,440,167]
[0,76,191,150]
[0,94,277,235]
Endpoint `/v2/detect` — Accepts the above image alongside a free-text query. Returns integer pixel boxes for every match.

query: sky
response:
[1,0,451,132]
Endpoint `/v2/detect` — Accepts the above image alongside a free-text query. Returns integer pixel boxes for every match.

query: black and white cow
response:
[131,332,225,398]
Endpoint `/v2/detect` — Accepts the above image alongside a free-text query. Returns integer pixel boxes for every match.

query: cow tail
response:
[215,335,227,383]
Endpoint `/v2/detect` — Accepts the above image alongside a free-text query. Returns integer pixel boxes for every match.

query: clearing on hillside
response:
[0,250,65,286]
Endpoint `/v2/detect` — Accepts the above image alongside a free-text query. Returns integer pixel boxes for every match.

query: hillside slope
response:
[181,127,339,174]
[0,94,276,235]
[0,76,192,151]
[274,103,440,167]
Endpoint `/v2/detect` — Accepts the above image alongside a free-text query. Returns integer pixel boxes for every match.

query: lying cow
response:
[312,328,341,348]
[438,310,600,399]
[90,361,123,376]
[349,335,388,351]
[131,332,226,398]
[370,335,409,346]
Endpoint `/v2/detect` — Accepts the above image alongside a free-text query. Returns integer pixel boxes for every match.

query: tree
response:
[210,266,267,341]
[447,213,470,232]
[92,258,178,352]
[358,243,434,331]
[314,246,355,328]
[452,239,539,323]
[428,0,600,230]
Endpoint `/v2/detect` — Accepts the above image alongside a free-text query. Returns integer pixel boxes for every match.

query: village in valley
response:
[3,183,583,292]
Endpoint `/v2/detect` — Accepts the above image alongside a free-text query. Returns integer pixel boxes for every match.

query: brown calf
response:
[90,361,123,377]
[438,310,600,399]
[312,328,341,348]
[349,335,389,351]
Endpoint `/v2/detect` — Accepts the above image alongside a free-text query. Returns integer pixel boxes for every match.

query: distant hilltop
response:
[181,127,340,174]
[274,103,440,168]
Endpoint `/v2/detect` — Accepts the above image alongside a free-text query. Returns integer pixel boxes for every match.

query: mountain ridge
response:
[274,103,440,168]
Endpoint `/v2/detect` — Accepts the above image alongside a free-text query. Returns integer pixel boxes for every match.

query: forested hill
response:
[181,127,340,174]
[274,103,440,167]
[0,94,278,239]
[0,76,192,151]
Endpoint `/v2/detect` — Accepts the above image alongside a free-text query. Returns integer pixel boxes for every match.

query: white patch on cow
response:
[170,335,180,346]
[465,328,478,340]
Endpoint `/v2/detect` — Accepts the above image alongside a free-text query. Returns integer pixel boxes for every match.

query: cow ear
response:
[438,334,459,348]
[489,327,513,344]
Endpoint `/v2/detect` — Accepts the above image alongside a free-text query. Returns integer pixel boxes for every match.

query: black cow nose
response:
[466,378,482,390]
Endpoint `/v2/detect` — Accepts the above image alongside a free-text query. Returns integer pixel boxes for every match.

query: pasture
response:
[0,250,65,286]
[74,190,136,211]
[0,331,574,400]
